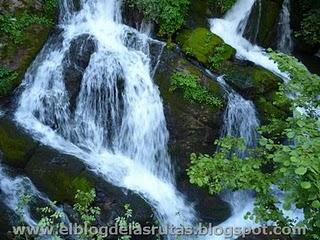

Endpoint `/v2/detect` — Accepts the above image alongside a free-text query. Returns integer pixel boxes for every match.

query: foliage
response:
[170,72,222,108]
[73,189,101,226]
[128,0,190,38]
[188,52,320,239]
[0,65,18,96]
[0,12,52,44]
[209,0,236,14]
[115,204,141,240]
[208,45,233,70]
[16,193,33,224]
[296,9,320,46]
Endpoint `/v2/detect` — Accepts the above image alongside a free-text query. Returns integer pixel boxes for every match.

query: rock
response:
[220,61,290,123]
[184,0,214,29]
[63,34,97,109]
[0,118,38,169]
[176,28,236,66]
[0,202,12,239]
[121,0,145,30]
[155,46,230,224]
[244,0,284,48]
[25,146,154,224]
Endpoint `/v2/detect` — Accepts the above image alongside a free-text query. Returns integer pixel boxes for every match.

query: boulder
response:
[63,34,97,110]
[155,46,231,224]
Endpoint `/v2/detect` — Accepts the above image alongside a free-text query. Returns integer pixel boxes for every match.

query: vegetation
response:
[0,12,52,44]
[127,0,190,39]
[0,66,19,96]
[296,9,320,45]
[16,189,139,240]
[177,28,235,66]
[188,52,320,239]
[170,72,222,108]
[209,0,236,14]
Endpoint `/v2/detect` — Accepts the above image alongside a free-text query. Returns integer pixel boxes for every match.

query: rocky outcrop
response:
[155,46,231,224]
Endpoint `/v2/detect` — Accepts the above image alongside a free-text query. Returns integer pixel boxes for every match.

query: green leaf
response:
[311,200,320,209]
[301,181,311,189]
[295,167,307,176]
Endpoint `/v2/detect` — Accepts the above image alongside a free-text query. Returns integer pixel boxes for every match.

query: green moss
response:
[0,1,57,97]
[45,171,94,203]
[177,28,235,65]
[0,120,37,168]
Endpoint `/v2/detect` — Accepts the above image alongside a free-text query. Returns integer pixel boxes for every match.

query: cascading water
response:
[15,0,197,233]
[209,0,283,76]
[0,163,68,228]
[0,165,37,226]
[277,0,294,54]
[215,76,260,238]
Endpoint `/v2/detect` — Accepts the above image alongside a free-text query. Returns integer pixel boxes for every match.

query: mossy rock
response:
[176,28,235,66]
[0,118,38,168]
[25,147,94,204]
[220,61,281,98]
[0,1,57,97]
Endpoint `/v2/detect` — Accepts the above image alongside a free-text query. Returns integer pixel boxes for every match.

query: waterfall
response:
[277,0,294,54]
[15,0,197,231]
[214,76,260,238]
[209,0,284,76]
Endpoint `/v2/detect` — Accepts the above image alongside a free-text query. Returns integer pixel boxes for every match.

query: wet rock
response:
[0,118,38,169]
[220,60,290,123]
[63,34,97,110]
[25,146,154,225]
[121,1,145,30]
[0,202,12,240]
[155,46,230,224]
[244,0,284,48]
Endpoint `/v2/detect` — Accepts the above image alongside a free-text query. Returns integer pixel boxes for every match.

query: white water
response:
[215,76,260,238]
[0,165,37,226]
[277,0,294,54]
[209,0,283,76]
[0,164,68,228]
[15,0,197,232]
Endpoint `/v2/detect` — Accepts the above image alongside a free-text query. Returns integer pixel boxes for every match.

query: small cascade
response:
[215,76,260,237]
[0,164,68,228]
[210,0,283,76]
[277,0,294,54]
[0,165,37,226]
